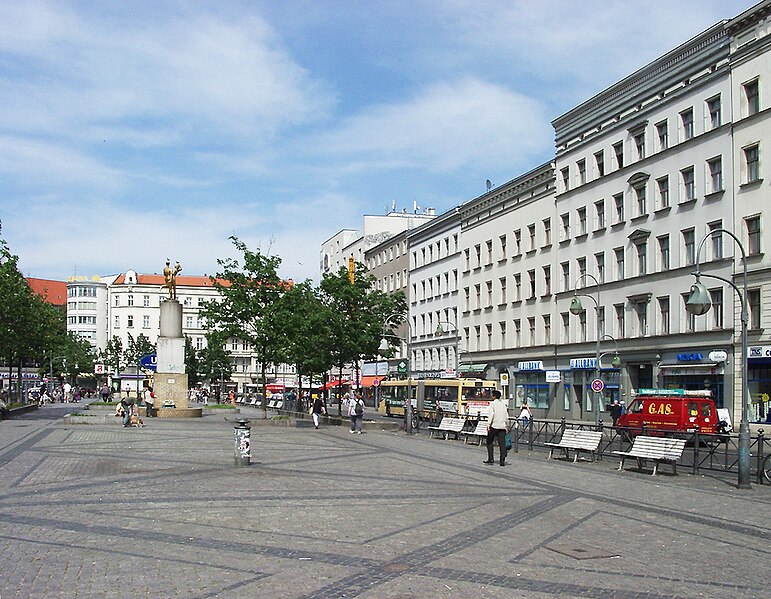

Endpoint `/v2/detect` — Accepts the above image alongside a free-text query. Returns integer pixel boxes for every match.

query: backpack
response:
[354,400,363,415]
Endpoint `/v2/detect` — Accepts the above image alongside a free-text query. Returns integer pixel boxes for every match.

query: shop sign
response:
[676,353,703,362]
[500,372,509,386]
[518,361,544,371]
[570,357,597,369]
[708,350,727,362]
[748,346,771,359]
[545,370,561,383]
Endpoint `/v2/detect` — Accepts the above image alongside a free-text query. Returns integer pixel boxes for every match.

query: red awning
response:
[323,378,350,390]
[266,384,285,392]
[361,376,386,387]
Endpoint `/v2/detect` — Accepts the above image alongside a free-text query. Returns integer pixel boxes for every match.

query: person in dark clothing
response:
[610,400,623,427]
[311,396,326,429]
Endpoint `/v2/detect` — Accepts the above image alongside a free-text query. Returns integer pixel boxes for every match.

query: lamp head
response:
[435,323,444,336]
[378,338,390,353]
[569,296,584,315]
[685,279,711,316]
[611,354,622,368]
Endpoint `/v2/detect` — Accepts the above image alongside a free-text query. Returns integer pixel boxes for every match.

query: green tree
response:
[197,331,233,399]
[202,237,288,416]
[319,261,407,414]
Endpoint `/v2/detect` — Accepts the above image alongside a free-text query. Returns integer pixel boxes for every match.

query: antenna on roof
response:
[486,179,493,192]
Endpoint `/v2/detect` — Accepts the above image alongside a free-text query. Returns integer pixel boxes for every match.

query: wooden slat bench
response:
[427,417,466,440]
[545,429,604,462]
[461,420,489,445]
[613,436,686,475]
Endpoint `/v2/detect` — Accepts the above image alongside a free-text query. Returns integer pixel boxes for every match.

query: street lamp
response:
[570,273,603,426]
[685,228,751,489]
[379,313,414,434]
[434,320,461,376]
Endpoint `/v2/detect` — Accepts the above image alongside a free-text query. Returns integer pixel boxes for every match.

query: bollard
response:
[234,419,251,466]
[692,425,700,476]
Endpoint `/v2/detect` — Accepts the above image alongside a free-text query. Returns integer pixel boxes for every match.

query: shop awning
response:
[323,378,350,390]
[457,363,488,375]
[361,375,386,387]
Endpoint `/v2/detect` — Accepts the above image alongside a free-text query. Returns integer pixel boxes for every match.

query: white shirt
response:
[488,398,509,430]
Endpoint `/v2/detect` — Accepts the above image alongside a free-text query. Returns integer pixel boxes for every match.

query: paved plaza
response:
[0,403,768,599]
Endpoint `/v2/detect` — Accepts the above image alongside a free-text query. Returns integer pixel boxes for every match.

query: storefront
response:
[563,357,620,420]
[748,345,771,422]
[513,360,549,410]
[658,350,726,407]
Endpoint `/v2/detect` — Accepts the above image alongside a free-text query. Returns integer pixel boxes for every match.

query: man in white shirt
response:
[484,390,509,466]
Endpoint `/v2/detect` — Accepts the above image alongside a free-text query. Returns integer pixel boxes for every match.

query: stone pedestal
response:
[154,299,201,418]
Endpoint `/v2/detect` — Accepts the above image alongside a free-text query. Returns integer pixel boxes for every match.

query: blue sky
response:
[1,0,756,284]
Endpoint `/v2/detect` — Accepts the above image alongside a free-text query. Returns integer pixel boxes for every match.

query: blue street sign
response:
[140,353,157,371]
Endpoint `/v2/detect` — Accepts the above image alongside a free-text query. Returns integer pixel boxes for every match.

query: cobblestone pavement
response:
[0,404,768,598]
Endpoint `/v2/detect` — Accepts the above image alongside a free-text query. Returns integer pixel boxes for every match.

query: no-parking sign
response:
[590,378,605,393]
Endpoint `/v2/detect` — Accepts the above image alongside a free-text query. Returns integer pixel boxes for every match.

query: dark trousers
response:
[486,427,507,464]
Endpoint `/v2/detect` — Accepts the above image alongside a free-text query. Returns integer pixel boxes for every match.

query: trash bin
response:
[234,419,251,466]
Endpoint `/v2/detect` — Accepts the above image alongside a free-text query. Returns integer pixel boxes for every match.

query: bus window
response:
[700,402,713,419]
[628,399,644,413]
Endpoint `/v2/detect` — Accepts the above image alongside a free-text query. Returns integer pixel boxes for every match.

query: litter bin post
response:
[234,419,251,466]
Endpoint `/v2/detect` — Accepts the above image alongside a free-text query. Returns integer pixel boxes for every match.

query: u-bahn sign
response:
[140,353,157,371]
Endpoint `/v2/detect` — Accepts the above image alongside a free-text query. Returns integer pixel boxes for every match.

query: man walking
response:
[484,390,509,467]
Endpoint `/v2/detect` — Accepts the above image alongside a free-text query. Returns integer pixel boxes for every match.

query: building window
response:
[543,266,551,296]
[143,315,150,328]
[513,229,522,255]
[528,224,536,251]
[560,213,570,241]
[708,220,723,260]
[528,270,536,299]
[543,218,552,246]
[595,199,605,229]
[143,295,150,307]
[561,312,570,343]
[615,304,625,338]
[748,288,761,329]
[474,244,481,268]
[658,296,670,335]
[463,287,470,312]
[613,193,624,223]
[634,131,646,160]
[577,159,587,185]
[658,235,670,271]
[656,176,669,209]
[746,216,761,255]
[127,315,133,328]
[614,247,625,281]
[706,96,721,129]
[514,319,521,347]
[634,300,648,336]
[594,150,605,178]
[499,321,507,350]
[680,108,694,141]
[475,284,481,309]
[656,120,668,151]
[499,235,507,260]
[710,288,724,329]
[680,166,695,202]
[707,156,723,193]
[561,167,570,191]
[543,315,551,345]
[682,294,696,332]
[114,315,119,328]
[597,306,606,338]
[577,257,587,282]
[514,274,521,302]
[579,310,587,342]
[486,281,493,306]
[186,316,193,328]
[561,262,570,292]
[577,207,587,236]
[744,144,760,183]
[114,296,119,307]
[636,241,647,276]
[499,277,507,304]
[613,141,624,169]
[744,79,760,116]
[595,252,605,283]
[683,228,696,266]
[634,185,647,216]
[528,317,536,346]
[486,240,493,265]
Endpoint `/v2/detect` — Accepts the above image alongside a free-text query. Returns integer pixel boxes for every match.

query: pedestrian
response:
[610,400,623,427]
[62,382,72,403]
[518,402,532,428]
[118,396,133,427]
[100,383,111,403]
[145,387,155,417]
[348,392,364,434]
[311,395,326,429]
[484,390,509,466]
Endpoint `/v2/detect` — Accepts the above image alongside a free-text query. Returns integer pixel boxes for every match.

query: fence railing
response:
[504,417,770,485]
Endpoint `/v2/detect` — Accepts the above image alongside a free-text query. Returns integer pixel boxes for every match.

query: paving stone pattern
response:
[0,404,768,598]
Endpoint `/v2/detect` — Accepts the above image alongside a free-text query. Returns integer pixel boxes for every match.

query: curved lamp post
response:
[570,273,604,425]
[685,228,750,489]
[379,313,414,434]
[434,320,461,376]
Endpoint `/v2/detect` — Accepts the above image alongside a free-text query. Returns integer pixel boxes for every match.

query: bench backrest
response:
[631,436,686,457]
[471,420,488,435]
[559,429,603,448]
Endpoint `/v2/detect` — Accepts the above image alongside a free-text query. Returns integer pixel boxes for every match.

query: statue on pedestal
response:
[161,259,182,299]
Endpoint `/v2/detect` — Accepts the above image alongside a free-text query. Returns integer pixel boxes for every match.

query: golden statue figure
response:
[161,259,182,299]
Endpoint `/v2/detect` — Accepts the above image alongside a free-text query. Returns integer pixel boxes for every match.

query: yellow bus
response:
[377,378,498,419]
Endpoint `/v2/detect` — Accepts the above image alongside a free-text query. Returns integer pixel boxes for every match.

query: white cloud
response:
[315,77,552,174]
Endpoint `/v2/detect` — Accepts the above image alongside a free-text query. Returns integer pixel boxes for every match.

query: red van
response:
[618,389,729,436]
